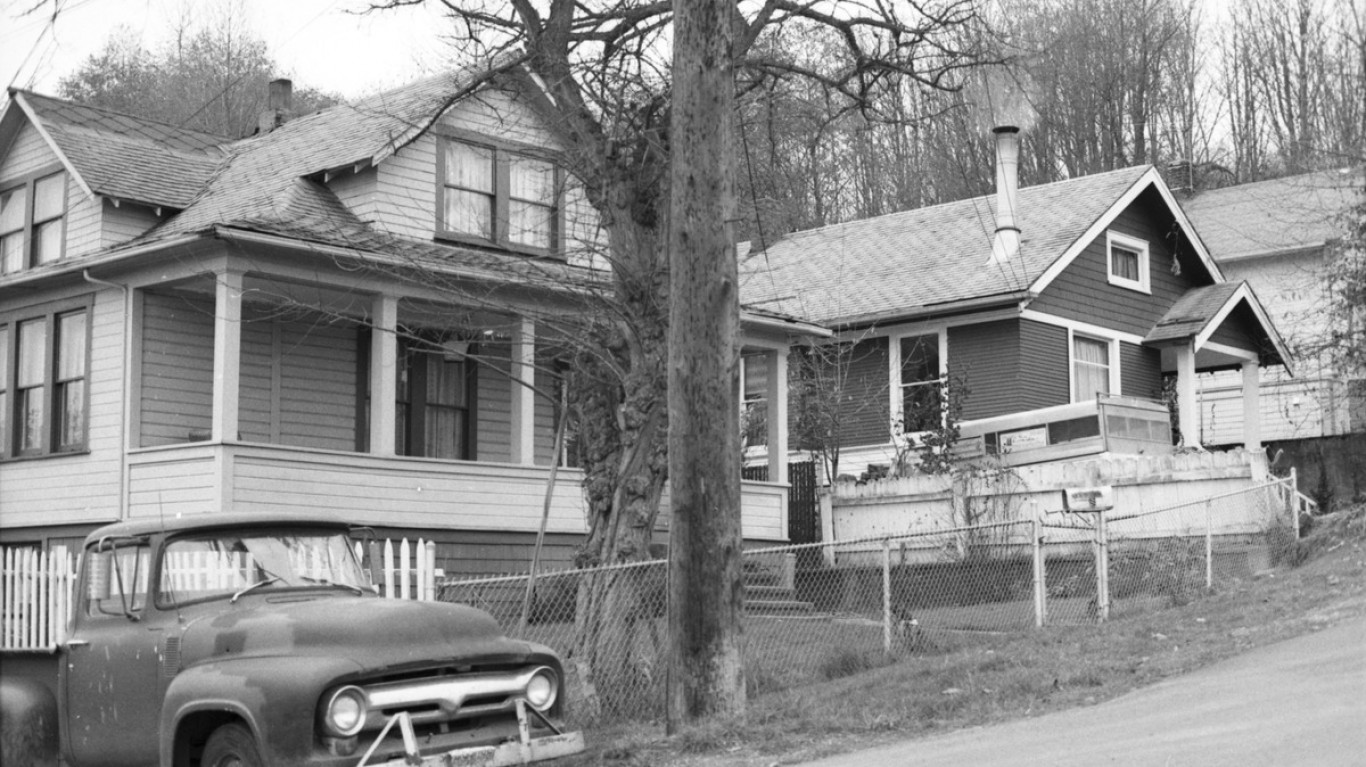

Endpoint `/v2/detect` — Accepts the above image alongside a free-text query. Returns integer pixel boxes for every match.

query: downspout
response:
[83,270,131,520]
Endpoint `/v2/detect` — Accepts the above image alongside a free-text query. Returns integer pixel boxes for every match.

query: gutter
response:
[82,270,131,522]
[830,291,1031,331]
[0,233,207,290]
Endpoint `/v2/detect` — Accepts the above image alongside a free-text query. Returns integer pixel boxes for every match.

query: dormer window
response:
[1106,231,1149,293]
[1,171,66,274]
[439,137,560,255]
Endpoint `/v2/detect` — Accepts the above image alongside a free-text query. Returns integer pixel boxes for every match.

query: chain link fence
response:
[439,480,1290,725]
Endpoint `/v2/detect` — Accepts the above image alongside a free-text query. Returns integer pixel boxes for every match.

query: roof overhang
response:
[1145,282,1293,376]
[1028,166,1226,298]
[2,91,98,200]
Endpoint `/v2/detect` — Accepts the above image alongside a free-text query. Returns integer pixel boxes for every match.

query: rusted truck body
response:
[0,513,583,767]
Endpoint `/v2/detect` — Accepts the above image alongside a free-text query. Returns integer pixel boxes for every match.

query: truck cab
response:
[1,513,583,767]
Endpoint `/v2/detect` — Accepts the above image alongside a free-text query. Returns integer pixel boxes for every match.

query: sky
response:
[1,0,458,100]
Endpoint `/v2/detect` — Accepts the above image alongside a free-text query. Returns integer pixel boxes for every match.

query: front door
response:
[64,540,164,767]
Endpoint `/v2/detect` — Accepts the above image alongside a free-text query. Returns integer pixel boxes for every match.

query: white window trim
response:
[1106,230,1150,294]
[888,329,948,435]
[1068,330,1121,403]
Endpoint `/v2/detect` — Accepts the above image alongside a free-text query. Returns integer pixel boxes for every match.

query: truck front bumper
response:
[358,701,584,767]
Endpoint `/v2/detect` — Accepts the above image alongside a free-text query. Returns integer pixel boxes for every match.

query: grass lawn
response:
[556,503,1366,766]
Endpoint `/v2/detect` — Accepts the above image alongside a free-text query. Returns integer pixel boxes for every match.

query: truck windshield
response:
[158,529,369,607]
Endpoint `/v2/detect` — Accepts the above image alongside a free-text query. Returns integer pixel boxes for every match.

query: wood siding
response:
[948,320,1019,420]
[100,201,161,249]
[276,316,359,450]
[139,291,214,446]
[476,343,512,462]
[1120,341,1164,400]
[0,290,124,528]
[1207,302,1262,353]
[837,336,891,448]
[1030,189,1210,337]
[0,122,55,180]
[1018,319,1071,411]
[64,187,101,259]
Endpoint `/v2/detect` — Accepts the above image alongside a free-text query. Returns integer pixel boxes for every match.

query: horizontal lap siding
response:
[64,190,101,258]
[278,319,359,451]
[533,360,558,466]
[1121,342,1164,400]
[239,320,275,442]
[838,337,890,448]
[948,320,1020,420]
[140,292,213,447]
[1017,320,1071,411]
[477,344,512,462]
[100,202,160,249]
[1030,189,1209,337]
[1208,303,1262,353]
[0,123,56,180]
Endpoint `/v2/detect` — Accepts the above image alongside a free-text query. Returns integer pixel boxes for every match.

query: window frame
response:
[739,352,769,450]
[1105,230,1150,294]
[0,168,68,275]
[891,330,946,434]
[0,296,92,460]
[1070,332,1118,403]
[395,335,478,461]
[435,133,563,258]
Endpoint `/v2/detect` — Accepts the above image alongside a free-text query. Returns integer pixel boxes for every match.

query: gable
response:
[1028,187,1216,337]
[0,120,62,182]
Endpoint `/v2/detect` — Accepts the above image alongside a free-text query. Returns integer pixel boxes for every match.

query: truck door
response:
[64,540,163,767]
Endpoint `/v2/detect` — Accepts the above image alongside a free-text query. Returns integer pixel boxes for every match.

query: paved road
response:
[801,617,1366,767]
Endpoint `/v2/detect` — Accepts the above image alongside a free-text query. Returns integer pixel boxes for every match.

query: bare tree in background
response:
[368,0,994,724]
[58,7,340,137]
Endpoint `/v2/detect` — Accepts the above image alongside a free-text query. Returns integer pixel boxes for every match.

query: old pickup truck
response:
[0,513,584,767]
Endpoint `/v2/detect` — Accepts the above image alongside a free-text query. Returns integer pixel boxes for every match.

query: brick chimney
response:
[256,78,293,134]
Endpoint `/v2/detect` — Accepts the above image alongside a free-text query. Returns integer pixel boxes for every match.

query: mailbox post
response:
[1063,486,1115,623]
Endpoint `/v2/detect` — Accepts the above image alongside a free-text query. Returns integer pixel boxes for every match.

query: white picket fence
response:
[0,538,438,651]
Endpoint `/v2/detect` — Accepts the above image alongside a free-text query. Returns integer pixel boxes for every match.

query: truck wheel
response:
[201,723,263,767]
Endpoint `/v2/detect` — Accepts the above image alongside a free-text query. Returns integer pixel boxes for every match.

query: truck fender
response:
[1,677,59,767]
[159,655,362,767]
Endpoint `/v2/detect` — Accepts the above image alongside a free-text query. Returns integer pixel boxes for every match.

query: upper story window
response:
[439,138,560,255]
[1071,334,1112,402]
[1106,231,1150,293]
[0,300,89,459]
[1,171,67,275]
[898,334,942,431]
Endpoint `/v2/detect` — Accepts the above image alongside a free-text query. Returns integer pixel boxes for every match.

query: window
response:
[1072,335,1111,402]
[1106,231,1149,293]
[1,302,89,458]
[396,337,475,459]
[740,353,768,448]
[85,541,151,618]
[440,138,560,254]
[1,171,66,275]
[899,334,942,431]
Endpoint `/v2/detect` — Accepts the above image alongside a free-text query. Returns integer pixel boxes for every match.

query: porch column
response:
[509,317,536,465]
[1176,341,1199,448]
[369,294,398,456]
[212,269,243,443]
[1242,359,1261,451]
[765,346,789,484]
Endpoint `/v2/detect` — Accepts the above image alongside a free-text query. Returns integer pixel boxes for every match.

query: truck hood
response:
[178,595,541,673]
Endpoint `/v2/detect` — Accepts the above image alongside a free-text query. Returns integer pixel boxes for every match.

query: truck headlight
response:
[320,685,368,737]
[524,667,559,711]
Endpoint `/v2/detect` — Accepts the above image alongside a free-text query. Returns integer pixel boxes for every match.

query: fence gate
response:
[787,461,820,545]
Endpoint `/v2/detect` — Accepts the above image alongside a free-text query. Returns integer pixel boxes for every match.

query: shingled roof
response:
[1182,168,1363,261]
[1144,282,1243,344]
[739,165,1155,326]
[5,90,228,208]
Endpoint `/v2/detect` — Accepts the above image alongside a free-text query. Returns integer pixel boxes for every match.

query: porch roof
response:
[1144,281,1290,369]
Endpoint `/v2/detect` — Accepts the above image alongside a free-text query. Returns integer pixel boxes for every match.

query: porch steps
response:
[743,585,814,616]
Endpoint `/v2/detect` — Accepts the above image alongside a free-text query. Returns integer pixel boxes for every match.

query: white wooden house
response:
[0,75,819,572]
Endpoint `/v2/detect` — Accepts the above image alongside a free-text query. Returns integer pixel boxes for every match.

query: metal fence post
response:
[1289,467,1300,539]
[1204,500,1214,590]
[882,538,892,654]
[1032,508,1046,628]
[1094,511,1110,623]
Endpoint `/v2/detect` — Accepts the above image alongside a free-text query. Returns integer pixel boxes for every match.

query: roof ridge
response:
[751,164,1152,249]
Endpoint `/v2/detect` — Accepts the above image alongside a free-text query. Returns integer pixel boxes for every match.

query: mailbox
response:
[1062,485,1114,512]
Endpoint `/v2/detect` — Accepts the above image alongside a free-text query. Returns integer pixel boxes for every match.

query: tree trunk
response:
[666,0,745,733]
